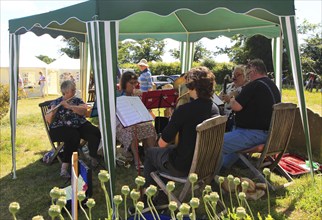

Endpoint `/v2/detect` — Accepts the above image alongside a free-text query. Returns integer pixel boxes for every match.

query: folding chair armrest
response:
[159,172,187,183]
[150,171,181,205]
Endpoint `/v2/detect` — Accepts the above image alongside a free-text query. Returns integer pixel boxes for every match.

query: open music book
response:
[116,96,153,127]
[212,93,224,106]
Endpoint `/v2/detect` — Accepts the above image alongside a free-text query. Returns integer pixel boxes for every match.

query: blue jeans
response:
[221,127,268,169]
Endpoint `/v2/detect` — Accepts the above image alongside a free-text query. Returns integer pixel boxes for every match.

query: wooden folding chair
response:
[151,115,227,212]
[237,103,297,190]
[39,100,88,165]
[87,89,96,103]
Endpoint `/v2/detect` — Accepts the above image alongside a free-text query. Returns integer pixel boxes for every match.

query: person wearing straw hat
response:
[137,59,154,92]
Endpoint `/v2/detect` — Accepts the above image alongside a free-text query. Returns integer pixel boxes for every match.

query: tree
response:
[214,35,276,71]
[59,37,80,59]
[36,55,55,64]
[298,20,322,75]
[118,38,165,64]
[169,41,212,62]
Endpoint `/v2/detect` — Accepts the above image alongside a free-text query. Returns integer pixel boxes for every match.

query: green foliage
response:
[169,41,212,62]
[201,58,217,71]
[212,62,235,84]
[118,39,165,64]
[120,61,182,76]
[149,62,182,76]
[59,37,80,59]
[298,19,322,75]
[0,84,9,120]
[36,55,56,64]
[300,35,322,74]
[215,35,276,72]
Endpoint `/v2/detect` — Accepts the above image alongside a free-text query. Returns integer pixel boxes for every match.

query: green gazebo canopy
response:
[8,0,313,200]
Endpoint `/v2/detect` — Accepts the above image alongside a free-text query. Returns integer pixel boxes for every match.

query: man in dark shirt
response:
[143,66,219,187]
[221,59,281,169]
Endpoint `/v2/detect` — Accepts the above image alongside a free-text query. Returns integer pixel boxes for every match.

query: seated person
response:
[219,65,248,131]
[219,65,248,116]
[143,66,219,189]
[221,59,281,170]
[116,70,157,170]
[45,80,101,178]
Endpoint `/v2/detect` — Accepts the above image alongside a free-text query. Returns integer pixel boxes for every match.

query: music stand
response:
[142,89,178,134]
[141,89,178,110]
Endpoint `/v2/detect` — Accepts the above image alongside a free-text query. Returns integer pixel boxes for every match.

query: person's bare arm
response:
[45,107,58,124]
[61,101,87,116]
[158,137,169,148]
[230,97,243,112]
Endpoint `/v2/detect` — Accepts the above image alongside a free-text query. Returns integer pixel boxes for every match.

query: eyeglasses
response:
[233,74,243,79]
[128,81,138,85]
[246,69,255,76]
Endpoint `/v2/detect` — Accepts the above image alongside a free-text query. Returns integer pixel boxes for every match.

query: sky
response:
[0,0,321,66]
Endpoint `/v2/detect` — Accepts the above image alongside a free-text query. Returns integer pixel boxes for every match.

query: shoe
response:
[246,189,265,201]
[60,170,71,179]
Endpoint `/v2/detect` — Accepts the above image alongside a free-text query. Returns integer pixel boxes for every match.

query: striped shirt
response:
[138,68,153,92]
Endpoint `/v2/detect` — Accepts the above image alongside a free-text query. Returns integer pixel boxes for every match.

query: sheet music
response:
[116,96,153,127]
[212,93,224,106]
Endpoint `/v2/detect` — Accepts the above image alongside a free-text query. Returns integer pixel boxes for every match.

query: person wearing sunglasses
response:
[219,65,248,131]
[220,59,281,170]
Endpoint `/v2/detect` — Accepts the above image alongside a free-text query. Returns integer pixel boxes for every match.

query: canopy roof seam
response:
[120,24,278,35]
[174,12,189,33]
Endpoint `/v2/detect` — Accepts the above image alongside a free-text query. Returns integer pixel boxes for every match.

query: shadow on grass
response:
[0,157,140,220]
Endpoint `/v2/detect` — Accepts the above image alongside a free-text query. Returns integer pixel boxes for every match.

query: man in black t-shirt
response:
[143,66,219,188]
[221,59,281,169]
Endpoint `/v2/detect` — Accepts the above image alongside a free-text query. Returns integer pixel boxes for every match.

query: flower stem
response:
[63,206,73,220]
[79,200,90,220]
[228,182,233,210]
[191,182,195,198]
[192,207,196,220]
[136,209,147,220]
[219,182,226,210]
[244,199,255,220]
[235,185,241,206]
[115,204,119,220]
[88,207,92,220]
[124,195,128,220]
[147,198,157,220]
[148,197,160,220]
[265,178,271,215]
[204,201,214,219]
[101,181,112,219]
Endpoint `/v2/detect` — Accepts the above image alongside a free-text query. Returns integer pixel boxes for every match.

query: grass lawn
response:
[0,89,321,219]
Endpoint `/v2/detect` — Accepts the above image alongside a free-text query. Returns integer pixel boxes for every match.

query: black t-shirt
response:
[161,98,219,173]
[235,77,281,130]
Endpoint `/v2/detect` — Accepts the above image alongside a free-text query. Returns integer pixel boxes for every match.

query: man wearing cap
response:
[138,59,154,92]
